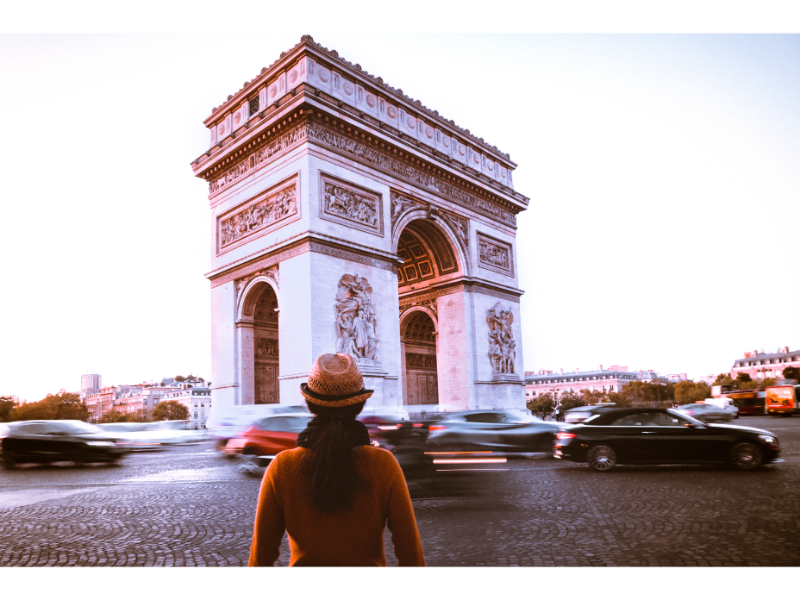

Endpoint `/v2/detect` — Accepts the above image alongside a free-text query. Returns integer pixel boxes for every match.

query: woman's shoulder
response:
[354,446,403,474]
[266,447,308,475]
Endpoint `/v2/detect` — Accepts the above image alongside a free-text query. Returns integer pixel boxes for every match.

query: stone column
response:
[210,281,239,406]
[435,290,477,412]
[236,321,255,405]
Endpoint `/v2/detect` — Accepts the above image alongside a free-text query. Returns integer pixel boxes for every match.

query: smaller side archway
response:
[400,308,439,407]
[237,278,280,405]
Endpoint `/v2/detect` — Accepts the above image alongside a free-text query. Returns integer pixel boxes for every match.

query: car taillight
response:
[556,432,576,440]
[377,425,402,430]
[412,423,424,428]
[429,426,446,431]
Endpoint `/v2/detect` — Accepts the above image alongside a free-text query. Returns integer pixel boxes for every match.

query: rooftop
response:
[205,35,515,166]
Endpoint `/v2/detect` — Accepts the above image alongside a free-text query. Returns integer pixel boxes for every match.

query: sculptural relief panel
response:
[477,232,514,277]
[256,338,279,357]
[319,173,384,236]
[334,274,380,363]
[406,353,437,369]
[486,302,516,375]
[217,176,299,253]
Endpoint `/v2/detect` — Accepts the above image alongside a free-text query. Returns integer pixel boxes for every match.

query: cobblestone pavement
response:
[1,416,799,567]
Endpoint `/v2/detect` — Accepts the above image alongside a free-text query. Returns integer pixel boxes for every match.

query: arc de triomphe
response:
[190,36,529,416]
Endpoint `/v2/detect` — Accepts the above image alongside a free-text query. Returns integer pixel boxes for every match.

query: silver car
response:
[672,403,735,423]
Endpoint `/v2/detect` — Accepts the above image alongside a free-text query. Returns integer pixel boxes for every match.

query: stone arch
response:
[237,272,280,321]
[399,308,440,408]
[400,304,439,335]
[236,277,280,405]
[392,210,470,278]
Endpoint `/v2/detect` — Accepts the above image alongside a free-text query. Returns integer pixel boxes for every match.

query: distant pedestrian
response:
[249,353,425,567]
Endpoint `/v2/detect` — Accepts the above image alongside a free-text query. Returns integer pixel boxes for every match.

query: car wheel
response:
[729,442,763,471]
[587,445,617,472]
[2,455,18,470]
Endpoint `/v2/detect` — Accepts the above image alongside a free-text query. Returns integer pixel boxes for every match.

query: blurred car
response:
[563,404,618,424]
[426,409,559,453]
[673,403,735,423]
[1,420,129,469]
[207,404,309,451]
[225,413,312,461]
[97,421,207,446]
[358,412,422,444]
[704,398,740,419]
[554,407,780,472]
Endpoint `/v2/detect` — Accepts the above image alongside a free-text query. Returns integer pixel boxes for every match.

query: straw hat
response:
[300,353,374,407]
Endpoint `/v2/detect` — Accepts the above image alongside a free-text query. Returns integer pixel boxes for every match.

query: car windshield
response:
[582,414,601,423]
[666,409,704,425]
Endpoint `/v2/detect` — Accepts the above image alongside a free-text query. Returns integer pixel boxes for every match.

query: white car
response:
[97,421,207,449]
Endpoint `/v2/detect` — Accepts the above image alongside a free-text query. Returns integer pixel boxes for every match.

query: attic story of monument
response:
[190,36,530,414]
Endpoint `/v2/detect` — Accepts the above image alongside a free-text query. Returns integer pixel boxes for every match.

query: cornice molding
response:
[208,233,401,288]
[195,111,523,227]
[398,278,523,309]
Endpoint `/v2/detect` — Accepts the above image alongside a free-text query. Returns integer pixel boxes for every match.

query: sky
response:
[1,26,799,402]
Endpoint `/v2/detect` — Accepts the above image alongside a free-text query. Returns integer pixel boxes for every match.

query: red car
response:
[225,413,312,460]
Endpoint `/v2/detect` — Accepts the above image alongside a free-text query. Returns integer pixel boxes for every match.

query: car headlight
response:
[85,441,115,447]
[758,435,777,445]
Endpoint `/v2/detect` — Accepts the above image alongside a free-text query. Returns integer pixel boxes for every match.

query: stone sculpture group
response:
[335,274,379,362]
[486,301,516,375]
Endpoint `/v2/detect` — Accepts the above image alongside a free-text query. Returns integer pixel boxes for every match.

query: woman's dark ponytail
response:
[301,401,367,512]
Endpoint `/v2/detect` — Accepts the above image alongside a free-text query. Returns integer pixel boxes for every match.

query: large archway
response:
[396,217,465,412]
[401,310,439,406]
[238,279,280,405]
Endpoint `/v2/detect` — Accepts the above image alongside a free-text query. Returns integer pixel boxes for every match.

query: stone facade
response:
[192,36,529,415]
[162,387,212,429]
[731,347,800,380]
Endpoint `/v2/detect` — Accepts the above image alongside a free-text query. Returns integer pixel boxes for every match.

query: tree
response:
[783,366,800,382]
[174,375,186,382]
[151,400,189,421]
[713,373,730,385]
[675,381,711,405]
[527,393,555,420]
[8,390,89,422]
[560,389,587,411]
[736,372,752,384]
[99,410,129,424]
[0,396,20,422]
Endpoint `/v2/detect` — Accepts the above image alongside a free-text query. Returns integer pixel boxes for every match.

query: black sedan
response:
[426,409,559,453]
[554,407,780,472]
[1,420,129,469]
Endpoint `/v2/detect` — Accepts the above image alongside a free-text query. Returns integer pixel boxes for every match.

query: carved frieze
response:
[218,178,298,252]
[335,274,380,363]
[477,232,514,277]
[307,122,516,227]
[406,353,437,370]
[320,173,384,236]
[210,124,308,195]
[256,338,279,358]
[486,302,516,375]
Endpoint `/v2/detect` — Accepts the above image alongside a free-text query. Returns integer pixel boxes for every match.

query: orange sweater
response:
[249,445,425,567]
